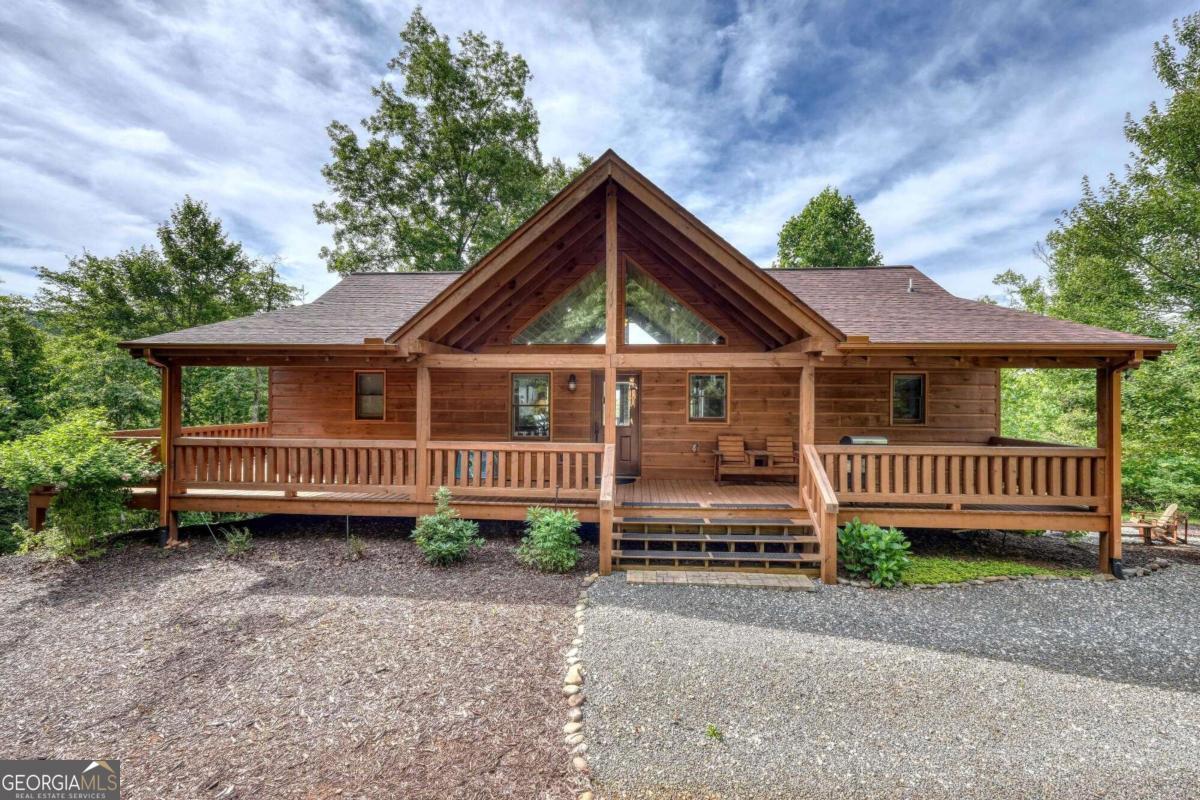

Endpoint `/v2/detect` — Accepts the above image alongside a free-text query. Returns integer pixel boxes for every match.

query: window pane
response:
[513,267,607,344]
[625,263,722,345]
[688,373,727,420]
[892,374,926,424]
[356,372,384,420]
[615,380,633,426]
[512,374,550,438]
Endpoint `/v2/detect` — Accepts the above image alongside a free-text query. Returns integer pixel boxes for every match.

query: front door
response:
[591,371,641,477]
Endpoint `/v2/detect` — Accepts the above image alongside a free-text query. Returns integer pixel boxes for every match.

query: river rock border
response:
[837,557,1174,589]
[563,571,598,800]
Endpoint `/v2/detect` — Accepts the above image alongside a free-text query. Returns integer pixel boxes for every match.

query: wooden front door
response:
[592,371,641,477]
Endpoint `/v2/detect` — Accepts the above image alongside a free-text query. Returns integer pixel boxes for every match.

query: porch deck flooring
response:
[616,479,801,511]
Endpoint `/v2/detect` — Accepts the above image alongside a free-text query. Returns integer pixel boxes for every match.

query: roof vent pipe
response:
[907,278,914,293]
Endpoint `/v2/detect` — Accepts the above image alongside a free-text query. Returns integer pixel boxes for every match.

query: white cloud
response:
[0,0,1190,311]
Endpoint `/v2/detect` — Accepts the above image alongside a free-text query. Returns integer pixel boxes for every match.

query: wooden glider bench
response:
[715,435,799,483]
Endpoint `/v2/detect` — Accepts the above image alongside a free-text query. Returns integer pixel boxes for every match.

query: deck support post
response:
[599,180,619,575]
[1097,366,1123,576]
[159,360,182,546]
[415,365,431,503]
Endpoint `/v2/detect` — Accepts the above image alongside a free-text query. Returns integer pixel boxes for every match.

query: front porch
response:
[30,422,1119,581]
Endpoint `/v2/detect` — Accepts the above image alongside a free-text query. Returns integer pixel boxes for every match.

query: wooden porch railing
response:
[114,422,270,440]
[172,437,417,493]
[799,444,838,584]
[425,441,604,500]
[815,444,1107,509]
[598,443,616,575]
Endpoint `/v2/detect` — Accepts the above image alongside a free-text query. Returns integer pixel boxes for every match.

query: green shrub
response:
[346,534,366,561]
[411,487,483,566]
[222,526,253,558]
[838,517,912,588]
[0,411,159,560]
[517,507,582,573]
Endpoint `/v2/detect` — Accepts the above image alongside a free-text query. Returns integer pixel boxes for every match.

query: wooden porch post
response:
[1097,366,1123,575]
[416,365,431,503]
[599,181,619,575]
[159,361,182,546]
[798,365,815,446]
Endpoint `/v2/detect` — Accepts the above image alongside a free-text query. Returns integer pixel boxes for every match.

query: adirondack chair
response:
[765,436,799,468]
[1130,504,1189,545]
[715,435,754,482]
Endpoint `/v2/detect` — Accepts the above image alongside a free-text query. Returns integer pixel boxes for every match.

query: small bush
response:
[411,487,483,566]
[838,517,912,588]
[0,411,159,560]
[704,723,724,742]
[222,526,253,558]
[346,534,366,561]
[517,507,582,573]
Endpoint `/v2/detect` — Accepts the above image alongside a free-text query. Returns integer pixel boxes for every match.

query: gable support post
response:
[1097,365,1123,577]
[416,365,431,504]
[600,181,619,576]
[159,360,182,547]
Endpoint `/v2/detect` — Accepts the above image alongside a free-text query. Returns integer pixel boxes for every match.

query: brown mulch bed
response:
[0,516,595,799]
[903,526,1200,569]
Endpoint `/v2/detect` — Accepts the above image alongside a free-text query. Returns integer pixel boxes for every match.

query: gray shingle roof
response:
[125,265,1166,349]
[126,272,461,346]
[769,266,1163,346]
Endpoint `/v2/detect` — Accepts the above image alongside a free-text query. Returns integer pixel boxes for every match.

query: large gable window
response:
[513,268,605,345]
[512,261,725,346]
[625,263,723,345]
[512,373,551,439]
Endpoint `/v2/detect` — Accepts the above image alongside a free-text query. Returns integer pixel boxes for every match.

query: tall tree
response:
[1044,13,1200,320]
[315,8,587,274]
[776,187,883,268]
[992,14,1200,511]
[37,197,298,339]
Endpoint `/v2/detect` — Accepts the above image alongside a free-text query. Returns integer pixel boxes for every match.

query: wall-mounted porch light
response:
[567,373,578,392]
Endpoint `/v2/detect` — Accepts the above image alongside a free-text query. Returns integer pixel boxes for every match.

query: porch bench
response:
[714,435,799,482]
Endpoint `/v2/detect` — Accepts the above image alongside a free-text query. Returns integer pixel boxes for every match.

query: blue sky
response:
[0,0,1190,302]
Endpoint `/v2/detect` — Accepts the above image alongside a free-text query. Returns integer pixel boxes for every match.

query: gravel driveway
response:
[0,518,593,799]
[583,564,1200,799]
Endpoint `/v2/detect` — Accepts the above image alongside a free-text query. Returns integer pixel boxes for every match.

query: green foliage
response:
[37,197,298,339]
[516,506,582,573]
[838,518,912,588]
[993,16,1200,515]
[900,556,1089,585]
[222,526,253,558]
[704,723,724,742]
[346,534,366,561]
[411,487,484,566]
[776,186,883,268]
[0,411,159,559]
[315,8,589,274]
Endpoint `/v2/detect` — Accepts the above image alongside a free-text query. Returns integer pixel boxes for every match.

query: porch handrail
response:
[599,443,616,575]
[799,444,838,584]
[172,437,417,492]
[815,443,1107,508]
[425,441,604,499]
[114,422,270,440]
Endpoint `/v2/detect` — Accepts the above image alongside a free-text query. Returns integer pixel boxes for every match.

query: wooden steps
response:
[612,514,821,575]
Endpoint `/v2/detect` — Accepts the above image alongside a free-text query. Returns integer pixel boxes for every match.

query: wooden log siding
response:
[425,441,603,500]
[816,444,1106,508]
[173,437,417,493]
[637,367,1000,480]
[269,367,593,442]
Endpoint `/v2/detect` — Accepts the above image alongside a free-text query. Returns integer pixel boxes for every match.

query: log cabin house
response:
[41,151,1171,581]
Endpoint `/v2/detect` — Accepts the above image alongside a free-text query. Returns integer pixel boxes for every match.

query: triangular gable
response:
[390,150,844,350]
